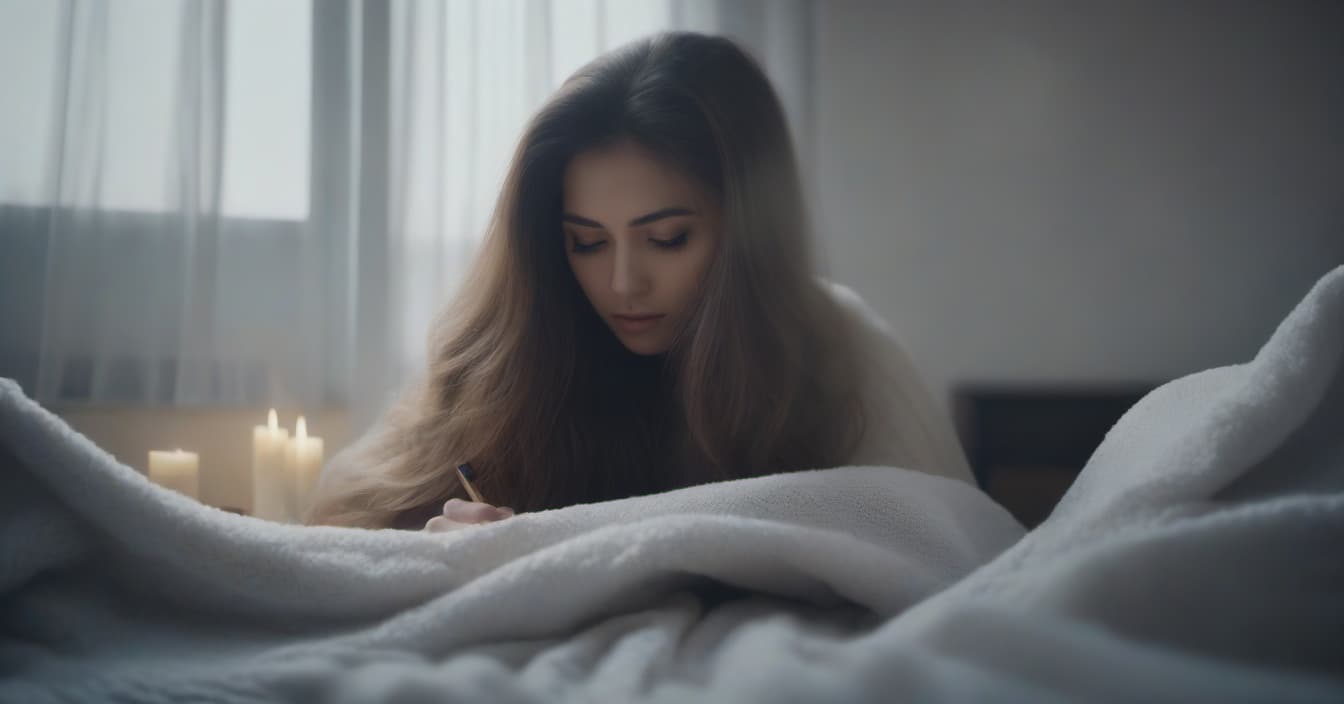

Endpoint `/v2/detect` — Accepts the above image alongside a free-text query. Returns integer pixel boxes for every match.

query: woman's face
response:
[563,138,721,356]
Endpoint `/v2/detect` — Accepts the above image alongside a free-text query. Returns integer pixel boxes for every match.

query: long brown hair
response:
[307,32,866,528]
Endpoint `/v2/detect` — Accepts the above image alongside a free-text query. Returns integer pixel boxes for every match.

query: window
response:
[0,0,312,220]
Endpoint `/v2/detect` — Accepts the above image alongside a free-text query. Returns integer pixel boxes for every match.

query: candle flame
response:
[296,416,307,441]
[268,408,278,432]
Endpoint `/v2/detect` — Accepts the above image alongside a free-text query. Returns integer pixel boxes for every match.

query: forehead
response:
[562,138,708,217]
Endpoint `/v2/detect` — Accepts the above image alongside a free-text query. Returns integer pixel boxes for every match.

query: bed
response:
[2,264,1341,703]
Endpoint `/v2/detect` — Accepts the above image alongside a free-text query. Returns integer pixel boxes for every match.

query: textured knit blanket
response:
[2,265,1341,703]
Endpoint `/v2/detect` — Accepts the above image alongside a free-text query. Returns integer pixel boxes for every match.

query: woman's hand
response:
[423,498,514,532]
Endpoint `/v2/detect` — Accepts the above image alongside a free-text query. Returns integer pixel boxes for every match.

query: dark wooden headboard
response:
[953,384,1158,527]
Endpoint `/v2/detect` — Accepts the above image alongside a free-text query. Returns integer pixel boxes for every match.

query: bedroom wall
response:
[812,1,1344,413]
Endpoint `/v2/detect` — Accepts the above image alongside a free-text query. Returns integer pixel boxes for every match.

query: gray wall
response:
[813,1,1344,411]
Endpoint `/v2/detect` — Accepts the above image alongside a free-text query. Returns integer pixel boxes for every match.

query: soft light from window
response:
[0,0,311,220]
[221,0,311,220]
[101,0,179,212]
[0,0,59,207]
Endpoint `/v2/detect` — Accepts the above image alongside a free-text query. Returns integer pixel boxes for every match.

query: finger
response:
[443,498,511,523]
[424,516,472,533]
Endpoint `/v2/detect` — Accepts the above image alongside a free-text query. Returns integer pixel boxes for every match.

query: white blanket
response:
[2,265,1342,703]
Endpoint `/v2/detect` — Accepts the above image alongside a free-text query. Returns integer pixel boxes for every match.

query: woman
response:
[306,31,973,531]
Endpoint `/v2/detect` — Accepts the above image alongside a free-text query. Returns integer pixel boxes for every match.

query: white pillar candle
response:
[251,409,290,521]
[147,449,200,500]
[285,416,324,522]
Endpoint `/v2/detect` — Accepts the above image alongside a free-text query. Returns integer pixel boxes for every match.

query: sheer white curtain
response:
[0,0,815,434]
[1,0,317,407]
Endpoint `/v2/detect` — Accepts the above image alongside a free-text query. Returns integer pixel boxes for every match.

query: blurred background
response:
[2,0,1341,522]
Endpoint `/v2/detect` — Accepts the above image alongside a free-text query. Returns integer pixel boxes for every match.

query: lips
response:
[611,313,665,334]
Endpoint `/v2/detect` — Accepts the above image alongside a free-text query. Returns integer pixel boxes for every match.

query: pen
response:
[455,463,488,504]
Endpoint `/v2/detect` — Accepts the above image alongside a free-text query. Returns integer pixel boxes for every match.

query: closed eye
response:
[570,238,606,254]
[651,231,689,250]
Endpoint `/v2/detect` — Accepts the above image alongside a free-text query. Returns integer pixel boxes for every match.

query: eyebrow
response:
[562,207,695,229]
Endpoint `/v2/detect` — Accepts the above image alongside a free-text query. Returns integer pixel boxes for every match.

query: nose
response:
[609,241,651,298]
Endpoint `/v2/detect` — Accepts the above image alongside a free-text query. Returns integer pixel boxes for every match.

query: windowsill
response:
[55,405,354,513]
[41,401,350,414]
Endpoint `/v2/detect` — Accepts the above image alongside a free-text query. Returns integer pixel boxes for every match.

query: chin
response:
[615,334,671,357]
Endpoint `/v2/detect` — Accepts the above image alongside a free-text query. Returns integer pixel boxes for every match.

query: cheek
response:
[691,236,719,281]
[666,244,716,305]
[567,255,605,303]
